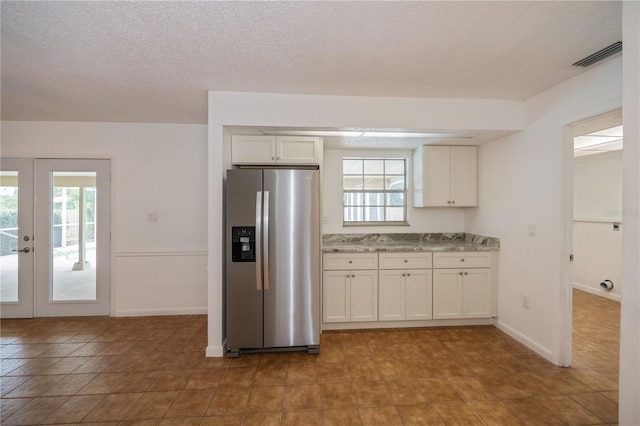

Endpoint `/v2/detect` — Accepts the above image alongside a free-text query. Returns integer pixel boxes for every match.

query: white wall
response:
[573,151,622,300]
[465,56,623,364]
[573,221,622,300]
[1,121,209,316]
[620,2,640,424]
[323,148,465,234]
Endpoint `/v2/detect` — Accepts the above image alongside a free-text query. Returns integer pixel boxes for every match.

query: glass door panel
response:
[1,171,20,302]
[51,173,97,301]
[0,159,34,318]
[35,159,110,317]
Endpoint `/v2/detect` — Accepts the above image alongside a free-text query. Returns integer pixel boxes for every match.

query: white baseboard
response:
[206,344,225,357]
[113,307,207,317]
[322,317,494,331]
[573,282,621,302]
[495,320,554,363]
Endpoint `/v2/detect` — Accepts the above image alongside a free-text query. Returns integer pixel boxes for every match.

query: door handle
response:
[256,191,262,291]
[13,247,31,253]
[263,191,270,291]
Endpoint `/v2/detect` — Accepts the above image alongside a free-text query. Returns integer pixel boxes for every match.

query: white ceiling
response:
[1,1,622,127]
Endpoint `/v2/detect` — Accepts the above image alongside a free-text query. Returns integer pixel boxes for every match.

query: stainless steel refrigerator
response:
[224,168,320,356]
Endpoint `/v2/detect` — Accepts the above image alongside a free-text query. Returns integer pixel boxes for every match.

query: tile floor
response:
[0,289,619,425]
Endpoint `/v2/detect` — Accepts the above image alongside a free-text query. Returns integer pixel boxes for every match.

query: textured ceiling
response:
[1,1,622,125]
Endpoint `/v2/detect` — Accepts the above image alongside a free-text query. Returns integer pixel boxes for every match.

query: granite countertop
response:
[322,233,500,253]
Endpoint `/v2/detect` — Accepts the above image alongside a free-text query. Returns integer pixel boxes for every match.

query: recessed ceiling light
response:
[263,129,477,138]
[262,130,364,137]
[360,131,474,138]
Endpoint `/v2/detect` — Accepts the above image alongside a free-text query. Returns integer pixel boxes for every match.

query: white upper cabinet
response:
[231,135,276,165]
[413,145,477,207]
[277,136,321,164]
[450,146,477,206]
[231,135,321,165]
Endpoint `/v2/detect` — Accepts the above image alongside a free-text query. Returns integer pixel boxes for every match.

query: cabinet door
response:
[276,136,320,164]
[323,271,350,323]
[350,270,378,322]
[378,270,405,321]
[433,269,463,319]
[423,146,451,206]
[231,135,276,164]
[450,146,477,206]
[405,269,433,320]
[462,269,492,318]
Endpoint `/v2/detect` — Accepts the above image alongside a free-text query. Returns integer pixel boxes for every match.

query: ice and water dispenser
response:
[231,227,256,262]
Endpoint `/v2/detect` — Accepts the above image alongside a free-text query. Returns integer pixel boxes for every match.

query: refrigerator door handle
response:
[255,191,262,291]
[263,191,270,290]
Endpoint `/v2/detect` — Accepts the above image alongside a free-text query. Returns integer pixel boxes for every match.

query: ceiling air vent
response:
[572,41,622,68]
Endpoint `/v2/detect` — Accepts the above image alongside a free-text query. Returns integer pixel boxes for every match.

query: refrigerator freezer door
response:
[263,169,321,348]
[225,169,264,350]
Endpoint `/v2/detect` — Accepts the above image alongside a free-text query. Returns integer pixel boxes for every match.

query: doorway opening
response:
[570,110,621,399]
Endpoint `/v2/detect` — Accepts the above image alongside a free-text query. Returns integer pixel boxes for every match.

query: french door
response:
[0,158,110,318]
[0,159,34,317]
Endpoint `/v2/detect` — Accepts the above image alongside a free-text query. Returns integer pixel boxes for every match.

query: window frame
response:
[342,157,409,226]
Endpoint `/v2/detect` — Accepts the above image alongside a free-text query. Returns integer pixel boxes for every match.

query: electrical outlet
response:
[522,295,530,309]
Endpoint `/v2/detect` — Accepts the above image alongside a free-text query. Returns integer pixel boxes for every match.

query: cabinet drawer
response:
[323,253,378,270]
[433,252,492,268]
[379,252,432,269]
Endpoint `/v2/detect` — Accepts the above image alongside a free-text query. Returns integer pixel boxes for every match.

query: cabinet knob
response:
[348,260,353,263]
[461,258,465,262]
[464,272,468,275]
[403,259,408,263]
[346,274,350,278]
[402,273,406,277]
[351,274,355,278]
[407,273,411,277]
[277,156,281,160]
[447,201,451,204]
[459,272,463,275]
[452,201,455,204]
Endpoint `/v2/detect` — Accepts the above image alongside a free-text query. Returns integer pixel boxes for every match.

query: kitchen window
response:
[343,158,407,225]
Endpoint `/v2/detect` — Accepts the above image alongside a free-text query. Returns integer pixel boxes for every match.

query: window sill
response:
[343,222,410,227]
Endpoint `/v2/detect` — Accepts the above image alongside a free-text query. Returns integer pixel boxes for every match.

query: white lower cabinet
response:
[461,269,492,318]
[433,251,492,319]
[322,270,350,323]
[350,271,378,321]
[433,269,463,319]
[323,250,493,326]
[379,269,432,321]
[378,270,406,321]
[322,269,377,323]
